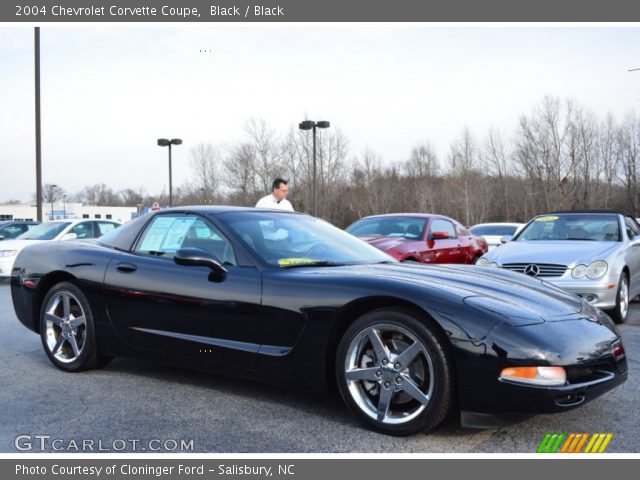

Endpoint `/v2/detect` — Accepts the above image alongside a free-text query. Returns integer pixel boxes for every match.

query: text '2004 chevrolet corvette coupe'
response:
[11,207,627,435]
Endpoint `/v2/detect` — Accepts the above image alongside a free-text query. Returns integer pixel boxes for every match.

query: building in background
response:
[0,201,137,223]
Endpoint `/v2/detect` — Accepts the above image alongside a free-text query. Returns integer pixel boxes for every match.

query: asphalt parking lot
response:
[0,280,638,453]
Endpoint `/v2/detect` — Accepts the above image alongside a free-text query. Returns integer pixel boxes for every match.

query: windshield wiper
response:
[280,260,347,268]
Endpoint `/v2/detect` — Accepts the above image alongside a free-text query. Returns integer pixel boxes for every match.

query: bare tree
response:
[243,118,282,194]
[598,114,619,209]
[42,184,65,203]
[190,142,221,203]
[448,127,479,225]
[617,113,640,215]
[404,141,439,213]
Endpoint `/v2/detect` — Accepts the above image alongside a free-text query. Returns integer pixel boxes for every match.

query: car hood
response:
[484,240,619,265]
[306,262,586,324]
[0,239,41,251]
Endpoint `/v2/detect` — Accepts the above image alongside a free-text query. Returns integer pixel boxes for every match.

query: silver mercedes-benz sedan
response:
[476,211,640,324]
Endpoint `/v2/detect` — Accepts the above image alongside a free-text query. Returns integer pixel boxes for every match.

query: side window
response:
[625,217,640,239]
[430,219,456,239]
[3,226,25,239]
[135,214,236,265]
[69,222,94,239]
[97,221,118,237]
[456,224,471,237]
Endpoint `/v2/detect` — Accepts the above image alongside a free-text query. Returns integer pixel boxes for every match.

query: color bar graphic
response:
[537,433,613,453]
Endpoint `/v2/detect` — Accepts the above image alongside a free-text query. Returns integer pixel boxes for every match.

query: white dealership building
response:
[0,201,138,223]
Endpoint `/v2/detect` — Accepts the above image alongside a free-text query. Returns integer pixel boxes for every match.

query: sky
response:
[2,25,640,201]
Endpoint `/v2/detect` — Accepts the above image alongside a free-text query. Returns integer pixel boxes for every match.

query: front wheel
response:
[40,281,110,372]
[335,308,454,436]
[606,272,629,324]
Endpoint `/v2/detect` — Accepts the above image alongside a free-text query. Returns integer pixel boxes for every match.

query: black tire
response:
[606,272,629,325]
[335,307,454,436]
[40,281,111,372]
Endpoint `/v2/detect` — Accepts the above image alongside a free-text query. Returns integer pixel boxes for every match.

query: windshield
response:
[470,225,519,236]
[17,222,70,240]
[345,216,427,239]
[218,211,395,267]
[515,214,620,242]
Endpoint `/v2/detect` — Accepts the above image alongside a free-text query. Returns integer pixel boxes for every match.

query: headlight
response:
[0,250,18,258]
[572,264,587,279]
[586,260,608,279]
[572,261,608,280]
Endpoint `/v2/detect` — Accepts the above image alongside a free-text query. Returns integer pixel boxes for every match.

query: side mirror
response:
[430,231,450,240]
[0,234,4,241]
[60,233,78,241]
[500,235,513,244]
[174,247,227,281]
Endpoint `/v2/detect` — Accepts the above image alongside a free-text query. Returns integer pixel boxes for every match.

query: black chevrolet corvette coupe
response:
[11,207,628,435]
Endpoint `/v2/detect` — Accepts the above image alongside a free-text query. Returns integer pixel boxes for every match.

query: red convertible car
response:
[346,213,488,264]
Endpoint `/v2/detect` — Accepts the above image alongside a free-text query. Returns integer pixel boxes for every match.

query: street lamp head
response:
[298,120,315,131]
[170,139,183,145]
[316,121,330,129]
[157,138,170,146]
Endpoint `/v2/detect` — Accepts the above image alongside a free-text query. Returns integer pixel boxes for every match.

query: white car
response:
[469,222,524,250]
[0,219,120,278]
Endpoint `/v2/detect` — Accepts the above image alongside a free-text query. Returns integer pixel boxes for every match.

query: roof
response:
[358,213,438,219]
[162,205,305,215]
[470,222,523,227]
[546,210,632,216]
[0,220,39,225]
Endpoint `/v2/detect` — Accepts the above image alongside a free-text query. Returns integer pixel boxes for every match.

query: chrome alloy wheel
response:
[619,276,629,321]
[344,323,435,425]
[43,291,87,364]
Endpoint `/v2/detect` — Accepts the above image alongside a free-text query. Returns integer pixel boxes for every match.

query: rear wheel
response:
[606,272,629,324]
[40,282,110,371]
[336,308,454,435]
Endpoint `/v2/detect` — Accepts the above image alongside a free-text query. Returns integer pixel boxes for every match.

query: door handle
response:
[116,262,137,273]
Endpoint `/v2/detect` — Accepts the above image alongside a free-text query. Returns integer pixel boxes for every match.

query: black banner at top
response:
[2,0,640,22]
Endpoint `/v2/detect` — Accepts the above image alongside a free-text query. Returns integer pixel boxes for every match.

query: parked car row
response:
[342,209,638,325]
[0,219,121,277]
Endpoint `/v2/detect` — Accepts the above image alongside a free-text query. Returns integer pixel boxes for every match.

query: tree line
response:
[32,96,640,228]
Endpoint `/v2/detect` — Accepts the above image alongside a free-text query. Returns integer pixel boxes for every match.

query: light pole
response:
[62,194,67,219]
[157,138,182,207]
[48,184,57,220]
[298,120,330,216]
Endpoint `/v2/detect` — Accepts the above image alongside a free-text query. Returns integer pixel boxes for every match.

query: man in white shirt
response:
[255,178,294,211]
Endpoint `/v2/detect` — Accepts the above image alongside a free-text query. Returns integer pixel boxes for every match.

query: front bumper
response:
[547,278,618,310]
[455,318,627,418]
[0,255,17,277]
